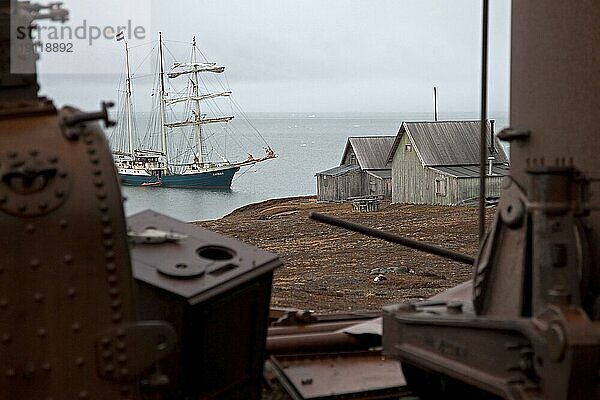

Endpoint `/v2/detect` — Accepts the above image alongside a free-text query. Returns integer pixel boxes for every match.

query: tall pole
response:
[191,36,205,165]
[479,0,489,241]
[124,40,135,156]
[433,86,439,121]
[158,32,168,165]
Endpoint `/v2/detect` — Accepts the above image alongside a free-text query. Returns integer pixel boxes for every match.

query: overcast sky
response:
[38,0,511,114]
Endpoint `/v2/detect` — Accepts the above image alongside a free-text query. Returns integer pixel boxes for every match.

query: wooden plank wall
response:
[391,134,505,205]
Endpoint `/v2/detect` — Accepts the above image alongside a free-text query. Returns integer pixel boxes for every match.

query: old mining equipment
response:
[382,1,600,399]
[0,1,281,399]
[130,211,280,399]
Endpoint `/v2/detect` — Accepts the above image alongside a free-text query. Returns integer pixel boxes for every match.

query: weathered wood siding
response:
[342,149,359,166]
[391,134,505,204]
[364,174,392,199]
[317,169,363,201]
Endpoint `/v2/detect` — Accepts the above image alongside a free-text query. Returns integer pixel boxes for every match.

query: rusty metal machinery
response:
[383,1,600,399]
[129,210,281,400]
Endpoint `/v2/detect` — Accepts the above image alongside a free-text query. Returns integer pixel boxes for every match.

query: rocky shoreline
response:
[196,196,491,312]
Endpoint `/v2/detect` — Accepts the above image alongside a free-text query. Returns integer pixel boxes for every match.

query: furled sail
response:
[165,91,232,106]
[165,116,235,128]
[168,62,226,78]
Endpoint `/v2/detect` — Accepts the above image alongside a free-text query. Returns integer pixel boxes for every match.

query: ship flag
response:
[116,31,125,42]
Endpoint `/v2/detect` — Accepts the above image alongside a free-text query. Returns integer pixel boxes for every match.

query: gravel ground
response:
[196,196,493,313]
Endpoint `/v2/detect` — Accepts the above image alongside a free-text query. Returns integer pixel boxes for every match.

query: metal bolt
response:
[59,219,68,229]
[0,298,8,309]
[116,328,125,338]
[109,287,120,297]
[38,202,48,211]
[63,254,73,264]
[75,357,85,367]
[30,259,40,269]
[111,299,122,309]
[107,275,118,286]
[33,293,44,303]
[120,368,129,376]
[41,362,51,371]
[37,328,47,338]
[90,158,100,165]
[100,337,111,347]
[117,354,127,364]
[97,191,107,200]
[67,288,77,298]
[71,323,81,333]
[78,390,89,399]
[112,313,122,323]
[102,227,112,237]
[105,251,115,260]
[26,224,35,233]
[101,350,112,360]
[49,156,58,164]
[55,190,65,199]
[106,263,116,272]
[95,180,105,189]
[18,203,27,212]
[29,149,39,157]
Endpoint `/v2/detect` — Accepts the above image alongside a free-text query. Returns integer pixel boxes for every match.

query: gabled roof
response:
[316,164,361,177]
[387,121,509,166]
[341,136,396,170]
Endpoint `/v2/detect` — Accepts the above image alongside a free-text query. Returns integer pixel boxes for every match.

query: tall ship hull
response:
[118,165,239,189]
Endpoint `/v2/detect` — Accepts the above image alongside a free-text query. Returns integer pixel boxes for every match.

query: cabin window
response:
[405,144,412,152]
[435,178,447,196]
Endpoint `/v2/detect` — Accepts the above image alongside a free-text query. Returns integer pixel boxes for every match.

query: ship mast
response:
[158,32,168,165]
[124,39,134,156]
[191,36,206,166]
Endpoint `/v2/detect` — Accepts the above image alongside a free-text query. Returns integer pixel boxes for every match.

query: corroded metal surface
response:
[0,106,174,399]
[269,352,408,400]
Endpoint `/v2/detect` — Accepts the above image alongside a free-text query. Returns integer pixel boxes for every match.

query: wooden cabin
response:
[387,121,509,205]
[316,136,395,202]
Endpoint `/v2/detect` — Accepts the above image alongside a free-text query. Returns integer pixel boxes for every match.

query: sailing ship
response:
[110,33,276,189]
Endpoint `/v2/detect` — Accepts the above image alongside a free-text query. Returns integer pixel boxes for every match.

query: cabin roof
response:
[431,164,510,178]
[341,136,396,170]
[366,170,392,179]
[387,121,509,166]
[316,164,361,177]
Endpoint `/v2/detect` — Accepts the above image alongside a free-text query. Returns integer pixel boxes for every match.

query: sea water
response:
[120,112,509,222]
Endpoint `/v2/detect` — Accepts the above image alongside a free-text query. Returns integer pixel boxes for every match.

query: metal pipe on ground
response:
[268,320,370,337]
[266,331,378,355]
[309,212,475,266]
